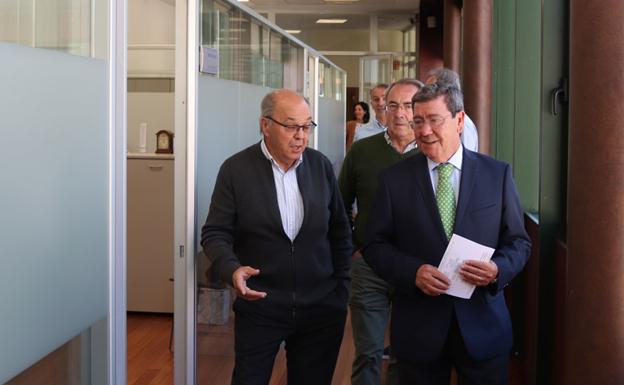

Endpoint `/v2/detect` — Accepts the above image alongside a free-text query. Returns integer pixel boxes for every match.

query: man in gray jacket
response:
[201,89,352,385]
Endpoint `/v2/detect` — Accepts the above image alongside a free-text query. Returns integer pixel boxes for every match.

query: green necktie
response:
[436,163,456,240]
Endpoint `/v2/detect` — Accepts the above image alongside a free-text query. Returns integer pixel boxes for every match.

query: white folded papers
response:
[438,234,495,299]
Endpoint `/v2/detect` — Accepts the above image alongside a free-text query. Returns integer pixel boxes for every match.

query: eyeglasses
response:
[264,116,317,133]
[411,114,452,129]
[385,102,413,112]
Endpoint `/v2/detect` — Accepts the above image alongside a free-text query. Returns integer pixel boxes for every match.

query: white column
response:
[369,14,378,53]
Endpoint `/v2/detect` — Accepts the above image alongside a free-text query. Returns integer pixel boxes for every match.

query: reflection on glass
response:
[283,41,303,93]
[0,0,107,58]
[201,0,313,90]
[360,56,392,103]
[335,71,345,101]
[5,320,108,385]
[322,63,334,100]
[266,30,282,88]
[318,61,325,97]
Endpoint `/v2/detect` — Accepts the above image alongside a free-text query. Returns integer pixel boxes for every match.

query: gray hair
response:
[385,78,424,99]
[412,83,464,117]
[369,83,389,97]
[259,89,309,132]
[427,68,462,90]
[260,89,309,118]
[260,90,278,118]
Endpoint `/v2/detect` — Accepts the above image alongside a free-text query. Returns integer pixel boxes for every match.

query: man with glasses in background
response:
[364,83,530,385]
[201,89,352,385]
[339,79,423,385]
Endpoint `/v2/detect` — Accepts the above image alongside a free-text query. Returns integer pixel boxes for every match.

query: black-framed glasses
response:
[411,114,452,129]
[385,102,414,112]
[264,116,317,133]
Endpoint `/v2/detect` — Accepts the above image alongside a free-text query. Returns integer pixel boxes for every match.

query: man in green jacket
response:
[339,78,423,385]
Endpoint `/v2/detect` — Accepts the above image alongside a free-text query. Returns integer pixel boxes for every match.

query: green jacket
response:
[338,132,419,250]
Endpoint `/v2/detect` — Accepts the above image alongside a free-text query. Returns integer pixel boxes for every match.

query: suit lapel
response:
[412,154,448,241]
[454,148,477,231]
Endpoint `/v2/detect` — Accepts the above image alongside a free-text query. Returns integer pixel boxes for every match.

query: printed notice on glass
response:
[438,234,495,299]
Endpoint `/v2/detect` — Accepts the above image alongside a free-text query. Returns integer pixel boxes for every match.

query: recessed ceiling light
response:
[238,0,249,2]
[285,30,302,34]
[316,18,348,24]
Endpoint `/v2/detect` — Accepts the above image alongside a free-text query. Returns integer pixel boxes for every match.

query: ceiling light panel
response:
[315,18,348,24]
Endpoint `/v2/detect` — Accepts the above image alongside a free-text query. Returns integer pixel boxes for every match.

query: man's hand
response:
[232,266,267,300]
[459,260,498,286]
[415,264,450,296]
[352,249,363,259]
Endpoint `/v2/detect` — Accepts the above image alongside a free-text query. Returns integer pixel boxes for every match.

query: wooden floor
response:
[127,313,174,385]
[128,311,382,385]
[196,310,366,385]
[128,312,522,385]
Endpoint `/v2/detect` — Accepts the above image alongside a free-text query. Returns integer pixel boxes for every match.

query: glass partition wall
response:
[0,0,125,384]
[191,1,346,383]
[201,0,305,92]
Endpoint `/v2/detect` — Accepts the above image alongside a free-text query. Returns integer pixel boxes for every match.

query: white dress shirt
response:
[462,114,479,152]
[261,140,304,241]
[426,145,464,203]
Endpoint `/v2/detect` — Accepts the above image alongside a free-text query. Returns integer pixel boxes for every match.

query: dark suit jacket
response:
[201,142,352,315]
[363,149,531,362]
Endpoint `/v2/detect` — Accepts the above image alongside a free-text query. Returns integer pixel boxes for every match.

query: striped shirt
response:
[261,140,304,241]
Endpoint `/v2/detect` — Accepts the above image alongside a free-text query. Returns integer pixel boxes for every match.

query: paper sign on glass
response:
[438,234,495,299]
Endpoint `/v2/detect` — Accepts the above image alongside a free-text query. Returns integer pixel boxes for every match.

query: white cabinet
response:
[127,155,174,312]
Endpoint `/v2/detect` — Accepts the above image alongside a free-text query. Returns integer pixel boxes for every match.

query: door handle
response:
[148,165,163,170]
[551,77,568,116]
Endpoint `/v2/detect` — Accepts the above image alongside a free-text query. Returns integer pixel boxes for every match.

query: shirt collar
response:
[427,144,463,173]
[261,139,303,171]
[384,130,418,154]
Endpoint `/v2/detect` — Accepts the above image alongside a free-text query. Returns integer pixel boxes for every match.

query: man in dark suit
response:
[201,89,352,385]
[363,83,531,385]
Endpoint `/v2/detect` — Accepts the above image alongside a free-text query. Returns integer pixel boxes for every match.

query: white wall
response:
[127,92,175,152]
[127,0,176,150]
[128,0,175,77]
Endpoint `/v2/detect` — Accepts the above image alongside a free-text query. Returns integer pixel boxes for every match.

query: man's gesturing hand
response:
[232,266,268,300]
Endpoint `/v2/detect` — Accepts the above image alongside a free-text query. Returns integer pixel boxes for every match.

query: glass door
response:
[0,0,126,383]
[359,54,392,101]
[307,52,319,149]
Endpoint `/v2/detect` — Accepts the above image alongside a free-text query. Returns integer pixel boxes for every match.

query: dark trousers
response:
[397,315,508,385]
[232,304,347,385]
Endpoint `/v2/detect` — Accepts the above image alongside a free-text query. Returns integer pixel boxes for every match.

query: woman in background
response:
[346,101,370,152]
